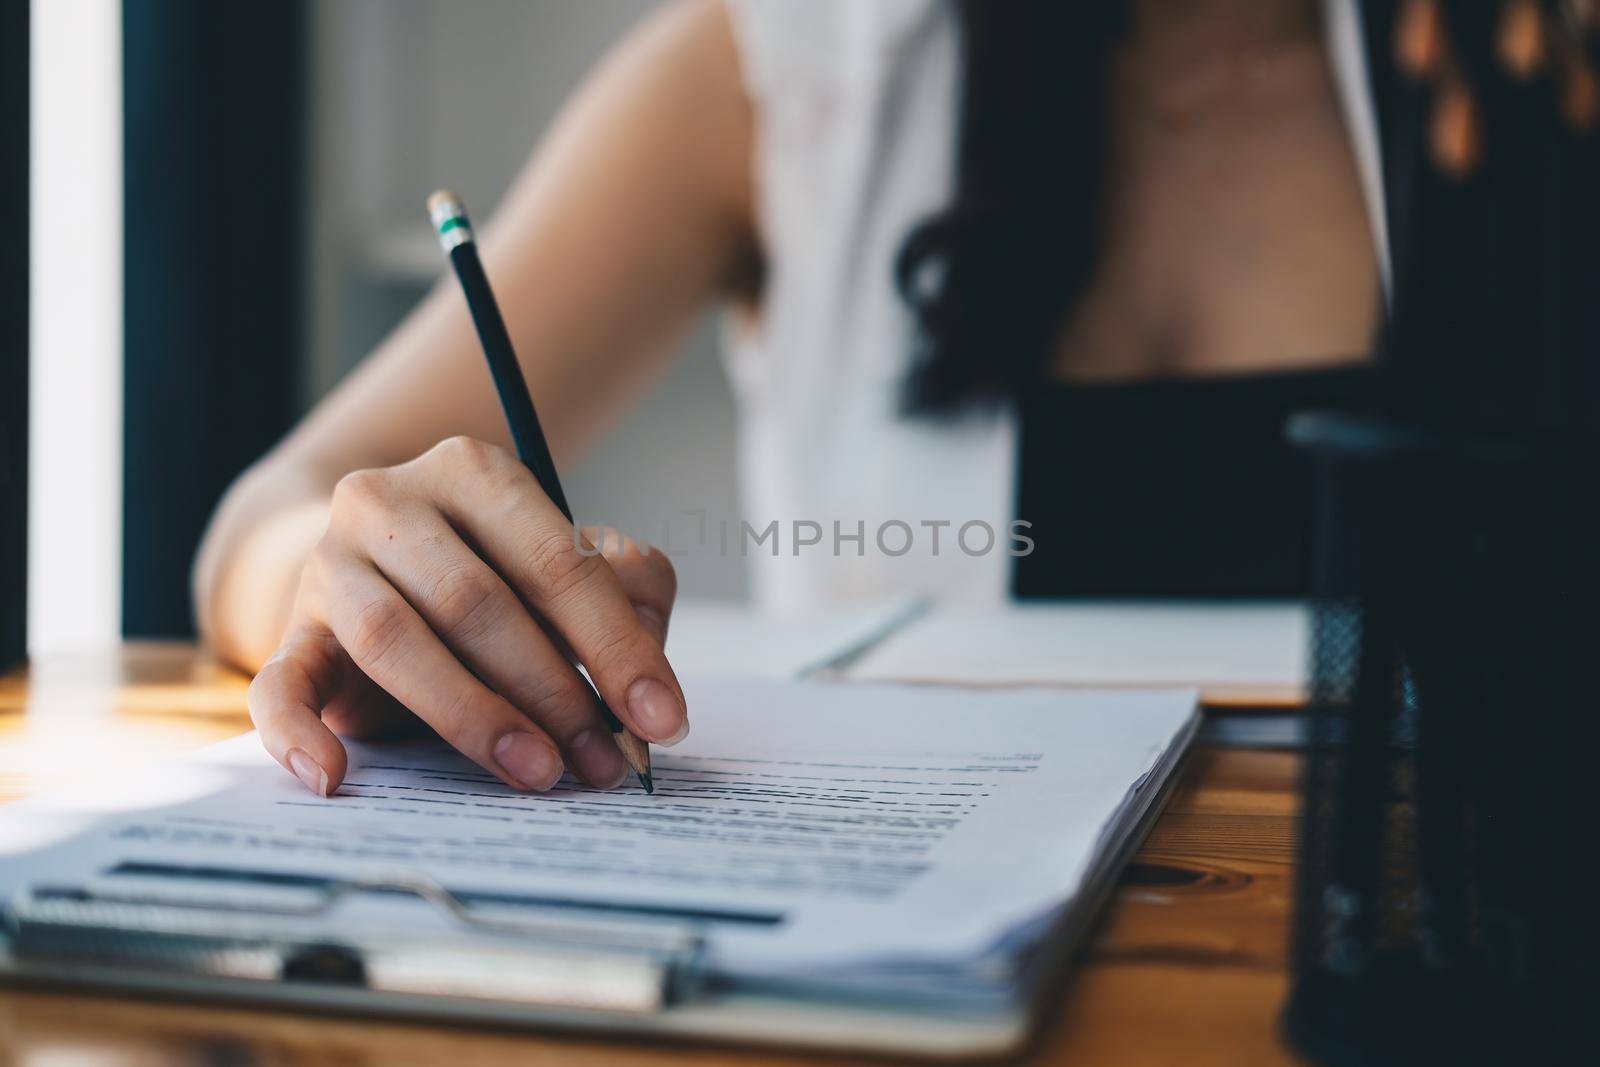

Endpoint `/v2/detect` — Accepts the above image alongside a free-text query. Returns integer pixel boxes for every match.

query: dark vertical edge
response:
[122,0,305,637]
[0,0,29,669]
[122,0,200,639]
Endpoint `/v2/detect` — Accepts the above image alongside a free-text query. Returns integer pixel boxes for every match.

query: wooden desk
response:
[0,645,1305,1066]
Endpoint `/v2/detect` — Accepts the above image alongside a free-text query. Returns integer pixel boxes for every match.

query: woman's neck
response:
[1119,0,1326,126]
[1128,0,1321,67]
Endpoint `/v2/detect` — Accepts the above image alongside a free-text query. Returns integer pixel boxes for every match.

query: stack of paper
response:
[0,679,1196,1001]
[842,601,1308,704]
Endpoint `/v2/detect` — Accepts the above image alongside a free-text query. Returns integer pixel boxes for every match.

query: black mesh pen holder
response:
[1281,411,1600,1067]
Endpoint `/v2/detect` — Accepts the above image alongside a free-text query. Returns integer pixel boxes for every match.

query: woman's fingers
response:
[586,526,678,645]
[253,436,683,796]
[511,523,688,745]
[247,622,351,796]
[416,438,689,746]
[316,543,568,792]
[367,509,628,788]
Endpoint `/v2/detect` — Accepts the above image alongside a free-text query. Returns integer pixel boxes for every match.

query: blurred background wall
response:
[106,0,745,645]
[301,0,745,604]
[122,0,302,638]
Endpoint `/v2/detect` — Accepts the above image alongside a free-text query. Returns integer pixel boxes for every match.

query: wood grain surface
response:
[0,645,1307,1066]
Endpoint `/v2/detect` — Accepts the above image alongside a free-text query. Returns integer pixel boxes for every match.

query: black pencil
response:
[427,188,655,794]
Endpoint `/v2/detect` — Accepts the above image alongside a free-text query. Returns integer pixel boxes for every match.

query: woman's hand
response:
[247,435,687,796]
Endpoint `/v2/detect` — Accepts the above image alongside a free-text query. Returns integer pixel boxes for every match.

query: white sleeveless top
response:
[721,0,1389,612]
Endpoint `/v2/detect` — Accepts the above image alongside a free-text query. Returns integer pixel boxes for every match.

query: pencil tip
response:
[638,771,655,794]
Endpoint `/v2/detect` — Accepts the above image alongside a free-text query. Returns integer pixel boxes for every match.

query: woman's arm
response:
[193,0,757,796]
[196,0,756,672]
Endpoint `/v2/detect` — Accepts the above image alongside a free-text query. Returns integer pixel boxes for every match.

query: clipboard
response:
[1,875,1026,1058]
[0,685,1198,1062]
[0,729,1192,1062]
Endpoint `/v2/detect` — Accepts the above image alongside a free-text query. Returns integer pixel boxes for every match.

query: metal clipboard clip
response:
[6,873,707,1014]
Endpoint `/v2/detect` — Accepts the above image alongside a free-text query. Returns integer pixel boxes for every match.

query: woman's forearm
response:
[195,0,756,674]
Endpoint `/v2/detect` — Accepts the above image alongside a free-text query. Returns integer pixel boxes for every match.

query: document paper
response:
[662,596,925,679]
[845,601,1308,701]
[0,680,1196,986]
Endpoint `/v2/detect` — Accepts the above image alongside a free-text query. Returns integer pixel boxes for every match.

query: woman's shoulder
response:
[723,0,951,101]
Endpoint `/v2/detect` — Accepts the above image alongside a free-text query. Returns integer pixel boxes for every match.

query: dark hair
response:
[895,2,1128,414]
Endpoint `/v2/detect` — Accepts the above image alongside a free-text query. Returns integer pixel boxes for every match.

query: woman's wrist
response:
[194,471,332,673]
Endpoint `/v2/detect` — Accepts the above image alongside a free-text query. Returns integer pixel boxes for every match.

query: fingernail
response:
[287,748,329,797]
[494,732,564,791]
[627,677,687,744]
[569,728,628,789]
